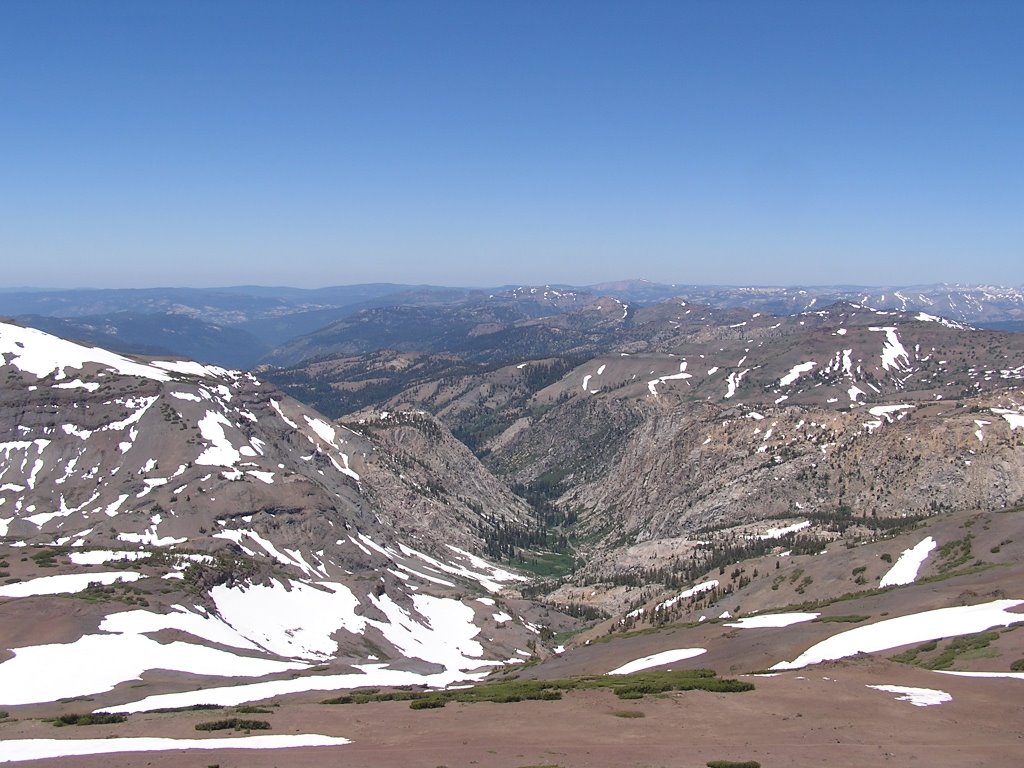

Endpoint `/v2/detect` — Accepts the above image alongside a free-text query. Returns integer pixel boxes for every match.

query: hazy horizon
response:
[3,277,1024,295]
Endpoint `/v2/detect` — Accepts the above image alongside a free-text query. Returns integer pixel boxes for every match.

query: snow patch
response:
[880,536,937,588]
[608,648,707,675]
[866,684,950,707]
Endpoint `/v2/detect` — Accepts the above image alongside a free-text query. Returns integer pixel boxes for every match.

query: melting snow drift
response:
[866,684,951,707]
[608,648,707,675]
[771,599,1024,670]
[0,735,351,763]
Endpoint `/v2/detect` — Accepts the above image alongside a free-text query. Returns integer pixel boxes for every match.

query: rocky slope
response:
[0,321,555,713]
[313,302,1024,586]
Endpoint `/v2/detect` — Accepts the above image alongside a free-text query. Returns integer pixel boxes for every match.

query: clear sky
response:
[1,0,1021,289]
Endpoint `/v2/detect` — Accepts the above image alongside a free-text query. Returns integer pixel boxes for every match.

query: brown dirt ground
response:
[2,658,1023,768]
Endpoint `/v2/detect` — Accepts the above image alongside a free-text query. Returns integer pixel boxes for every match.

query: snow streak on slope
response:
[0,735,351,763]
[771,600,1024,670]
[879,536,937,587]
[608,648,707,675]
[725,613,819,629]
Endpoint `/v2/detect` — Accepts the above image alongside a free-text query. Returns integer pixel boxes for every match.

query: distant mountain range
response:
[3,281,1023,368]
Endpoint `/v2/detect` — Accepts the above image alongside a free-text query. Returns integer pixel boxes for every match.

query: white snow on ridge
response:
[210,579,363,660]
[780,361,816,386]
[304,415,339,447]
[151,360,234,379]
[726,612,819,629]
[867,684,950,707]
[0,571,143,598]
[608,648,707,675]
[302,415,360,480]
[772,599,1024,670]
[0,734,351,763]
[991,408,1024,431]
[0,622,306,706]
[648,362,692,396]
[195,411,242,467]
[102,605,264,652]
[869,326,910,371]
[724,369,749,399]
[915,312,966,329]
[394,542,524,593]
[868,404,914,421]
[880,536,937,587]
[655,579,719,611]
[0,323,171,382]
[213,529,317,575]
[757,520,810,540]
[106,663,491,713]
[54,379,100,392]
[67,550,152,565]
[117,527,187,547]
[270,399,298,428]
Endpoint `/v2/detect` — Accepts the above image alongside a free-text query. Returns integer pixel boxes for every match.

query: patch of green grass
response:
[30,548,63,568]
[195,718,270,731]
[409,698,446,709]
[322,669,753,710]
[707,761,760,768]
[234,706,273,714]
[926,632,1000,670]
[609,709,645,718]
[890,640,938,665]
[51,713,127,727]
[891,632,1004,670]
[515,551,577,579]
[936,535,974,573]
[815,614,870,623]
[916,561,999,584]
[1010,658,1024,672]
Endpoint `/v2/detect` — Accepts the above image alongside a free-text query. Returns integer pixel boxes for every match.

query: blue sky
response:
[1,0,1021,288]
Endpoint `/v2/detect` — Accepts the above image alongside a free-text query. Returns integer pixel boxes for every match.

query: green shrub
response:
[409,698,446,710]
[53,713,127,727]
[707,761,760,768]
[321,695,354,705]
[610,710,645,718]
[1010,659,1024,672]
[235,706,273,714]
[324,669,751,709]
[150,704,222,714]
[195,718,270,731]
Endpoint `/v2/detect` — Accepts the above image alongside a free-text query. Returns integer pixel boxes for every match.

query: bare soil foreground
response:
[3,658,1022,768]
